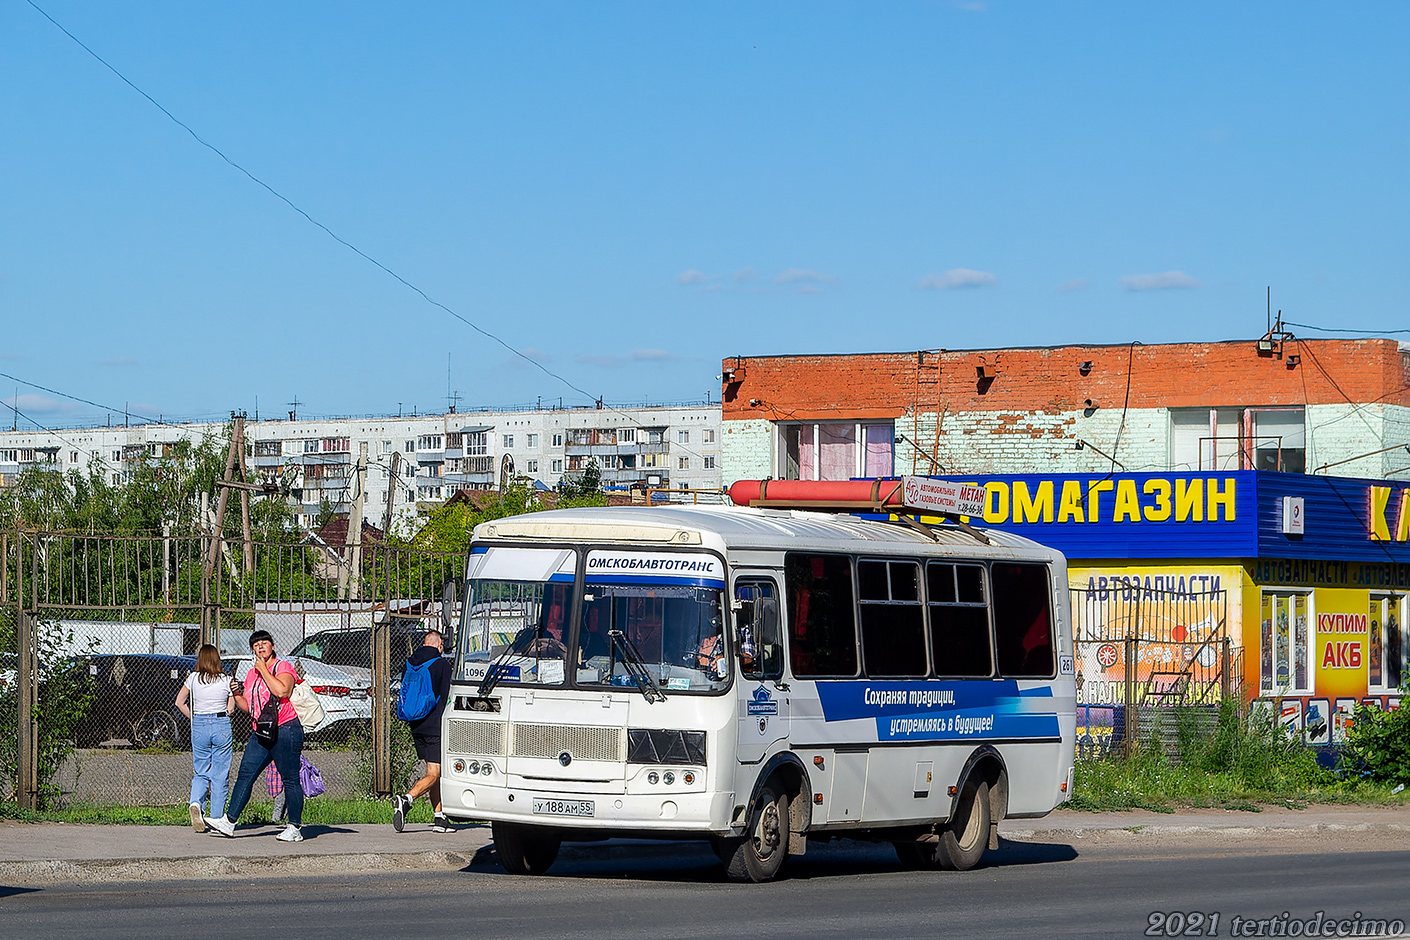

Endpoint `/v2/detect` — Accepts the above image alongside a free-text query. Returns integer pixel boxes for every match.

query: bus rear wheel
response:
[722,781,790,883]
[935,778,990,871]
[492,822,561,876]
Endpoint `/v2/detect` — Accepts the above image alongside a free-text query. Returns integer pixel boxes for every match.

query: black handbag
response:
[253,677,281,747]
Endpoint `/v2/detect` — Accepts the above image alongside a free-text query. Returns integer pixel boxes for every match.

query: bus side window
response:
[785,553,858,678]
[736,580,783,680]
[859,560,927,678]
[928,562,993,678]
[992,563,1055,678]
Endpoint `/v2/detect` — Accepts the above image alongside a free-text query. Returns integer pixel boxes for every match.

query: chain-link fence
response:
[2,529,462,810]
[1071,585,1241,761]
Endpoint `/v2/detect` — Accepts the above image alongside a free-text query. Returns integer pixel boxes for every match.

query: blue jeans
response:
[189,714,234,816]
[223,718,304,826]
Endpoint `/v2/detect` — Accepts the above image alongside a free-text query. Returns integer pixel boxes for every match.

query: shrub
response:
[1342,703,1410,784]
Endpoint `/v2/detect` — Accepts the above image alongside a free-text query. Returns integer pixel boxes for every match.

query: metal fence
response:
[2,529,461,809]
[1071,585,1242,760]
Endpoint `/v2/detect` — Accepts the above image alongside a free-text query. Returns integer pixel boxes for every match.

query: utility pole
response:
[380,451,401,535]
[236,416,254,576]
[339,442,369,600]
[373,450,400,797]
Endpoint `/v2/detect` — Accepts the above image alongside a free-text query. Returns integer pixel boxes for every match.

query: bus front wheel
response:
[722,781,790,883]
[935,778,990,871]
[492,822,561,876]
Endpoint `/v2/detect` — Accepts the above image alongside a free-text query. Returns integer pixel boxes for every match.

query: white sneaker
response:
[206,815,235,838]
[432,815,453,833]
[276,824,304,843]
[188,803,207,833]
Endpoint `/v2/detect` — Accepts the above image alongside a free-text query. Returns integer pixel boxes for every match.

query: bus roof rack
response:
[727,479,993,546]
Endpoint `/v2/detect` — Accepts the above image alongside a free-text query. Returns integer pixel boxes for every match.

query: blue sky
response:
[3,2,1406,427]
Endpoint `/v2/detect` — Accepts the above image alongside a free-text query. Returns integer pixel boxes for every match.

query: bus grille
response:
[511,723,625,762]
[447,719,505,756]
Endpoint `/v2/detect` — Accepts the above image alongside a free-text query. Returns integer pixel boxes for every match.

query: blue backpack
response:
[396,658,438,722]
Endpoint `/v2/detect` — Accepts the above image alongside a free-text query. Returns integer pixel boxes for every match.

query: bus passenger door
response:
[734,577,789,765]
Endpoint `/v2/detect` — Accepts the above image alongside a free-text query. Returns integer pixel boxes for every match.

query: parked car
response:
[288,621,433,680]
[226,655,373,740]
[73,653,196,749]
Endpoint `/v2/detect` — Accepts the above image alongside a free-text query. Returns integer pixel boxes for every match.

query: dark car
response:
[74,653,197,749]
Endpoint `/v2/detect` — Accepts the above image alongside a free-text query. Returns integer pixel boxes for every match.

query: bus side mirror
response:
[440,578,461,631]
[758,595,780,647]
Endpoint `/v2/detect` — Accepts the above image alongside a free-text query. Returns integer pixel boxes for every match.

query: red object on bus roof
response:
[727,479,905,508]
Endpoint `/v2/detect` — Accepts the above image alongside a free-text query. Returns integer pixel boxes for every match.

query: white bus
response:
[441,504,1076,882]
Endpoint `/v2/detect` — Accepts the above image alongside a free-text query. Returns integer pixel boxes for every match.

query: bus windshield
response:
[575,583,729,693]
[460,547,576,687]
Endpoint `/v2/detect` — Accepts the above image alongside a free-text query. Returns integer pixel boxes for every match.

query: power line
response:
[1284,321,1410,336]
[24,0,713,465]
[0,369,165,426]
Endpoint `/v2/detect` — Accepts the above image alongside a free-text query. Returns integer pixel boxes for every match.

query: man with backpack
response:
[393,629,453,833]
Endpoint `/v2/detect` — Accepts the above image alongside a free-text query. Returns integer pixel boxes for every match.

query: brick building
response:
[720,339,1410,738]
[719,338,1410,486]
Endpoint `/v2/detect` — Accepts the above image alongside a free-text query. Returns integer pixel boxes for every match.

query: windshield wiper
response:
[608,628,666,704]
[477,627,539,697]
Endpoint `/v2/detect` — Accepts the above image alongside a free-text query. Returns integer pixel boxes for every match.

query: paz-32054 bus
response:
[440,501,1076,882]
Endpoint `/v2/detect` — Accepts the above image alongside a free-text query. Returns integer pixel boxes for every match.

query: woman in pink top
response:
[205,630,307,843]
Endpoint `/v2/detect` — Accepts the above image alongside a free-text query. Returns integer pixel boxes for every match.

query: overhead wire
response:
[24,0,713,465]
[1283,321,1410,336]
[0,368,165,426]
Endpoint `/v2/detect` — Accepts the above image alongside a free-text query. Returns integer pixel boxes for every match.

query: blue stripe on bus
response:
[814,679,1063,743]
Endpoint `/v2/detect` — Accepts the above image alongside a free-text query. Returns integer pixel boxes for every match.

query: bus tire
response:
[492,822,561,876]
[722,781,790,883]
[935,778,989,871]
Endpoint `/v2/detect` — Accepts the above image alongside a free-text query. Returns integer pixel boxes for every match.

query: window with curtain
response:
[780,422,894,481]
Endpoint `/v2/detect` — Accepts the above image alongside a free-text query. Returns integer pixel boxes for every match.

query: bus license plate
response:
[533,798,594,818]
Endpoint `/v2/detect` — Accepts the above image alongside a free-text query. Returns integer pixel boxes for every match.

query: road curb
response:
[0,850,480,885]
[1004,821,1410,840]
[5,818,1407,884]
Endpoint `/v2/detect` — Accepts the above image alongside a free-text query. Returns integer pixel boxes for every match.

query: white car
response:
[228,656,372,738]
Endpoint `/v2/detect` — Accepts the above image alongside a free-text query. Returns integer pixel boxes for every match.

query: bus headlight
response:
[663,772,675,786]
[647,772,659,785]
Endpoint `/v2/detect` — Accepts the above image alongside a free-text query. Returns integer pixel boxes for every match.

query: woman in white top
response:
[175,644,237,833]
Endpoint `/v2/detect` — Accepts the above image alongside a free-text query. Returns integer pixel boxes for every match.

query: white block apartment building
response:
[0,403,722,531]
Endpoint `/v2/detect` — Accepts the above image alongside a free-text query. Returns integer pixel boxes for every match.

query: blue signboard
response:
[880,471,1410,564]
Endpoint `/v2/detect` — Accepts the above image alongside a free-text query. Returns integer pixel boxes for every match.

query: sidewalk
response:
[2,804,1406,885]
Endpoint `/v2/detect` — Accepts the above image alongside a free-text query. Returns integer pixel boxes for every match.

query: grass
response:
[0,797,483,827]
[1069,701,1410,813]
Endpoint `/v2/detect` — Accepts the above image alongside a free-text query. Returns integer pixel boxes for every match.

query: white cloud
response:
[519,347,553,363]
[677,269,711,286]
[1056,278,1090,293]
[3,393,75,414]
[733,267,760,283]
[1120,271,1202,291]
[631,349,674,362]
[575,354,623,369]
[918,268,997,290]
[0,353,23,361]
[774,268,835,285]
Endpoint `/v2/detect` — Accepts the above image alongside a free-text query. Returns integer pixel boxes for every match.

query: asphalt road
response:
[5,837,1408,940]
